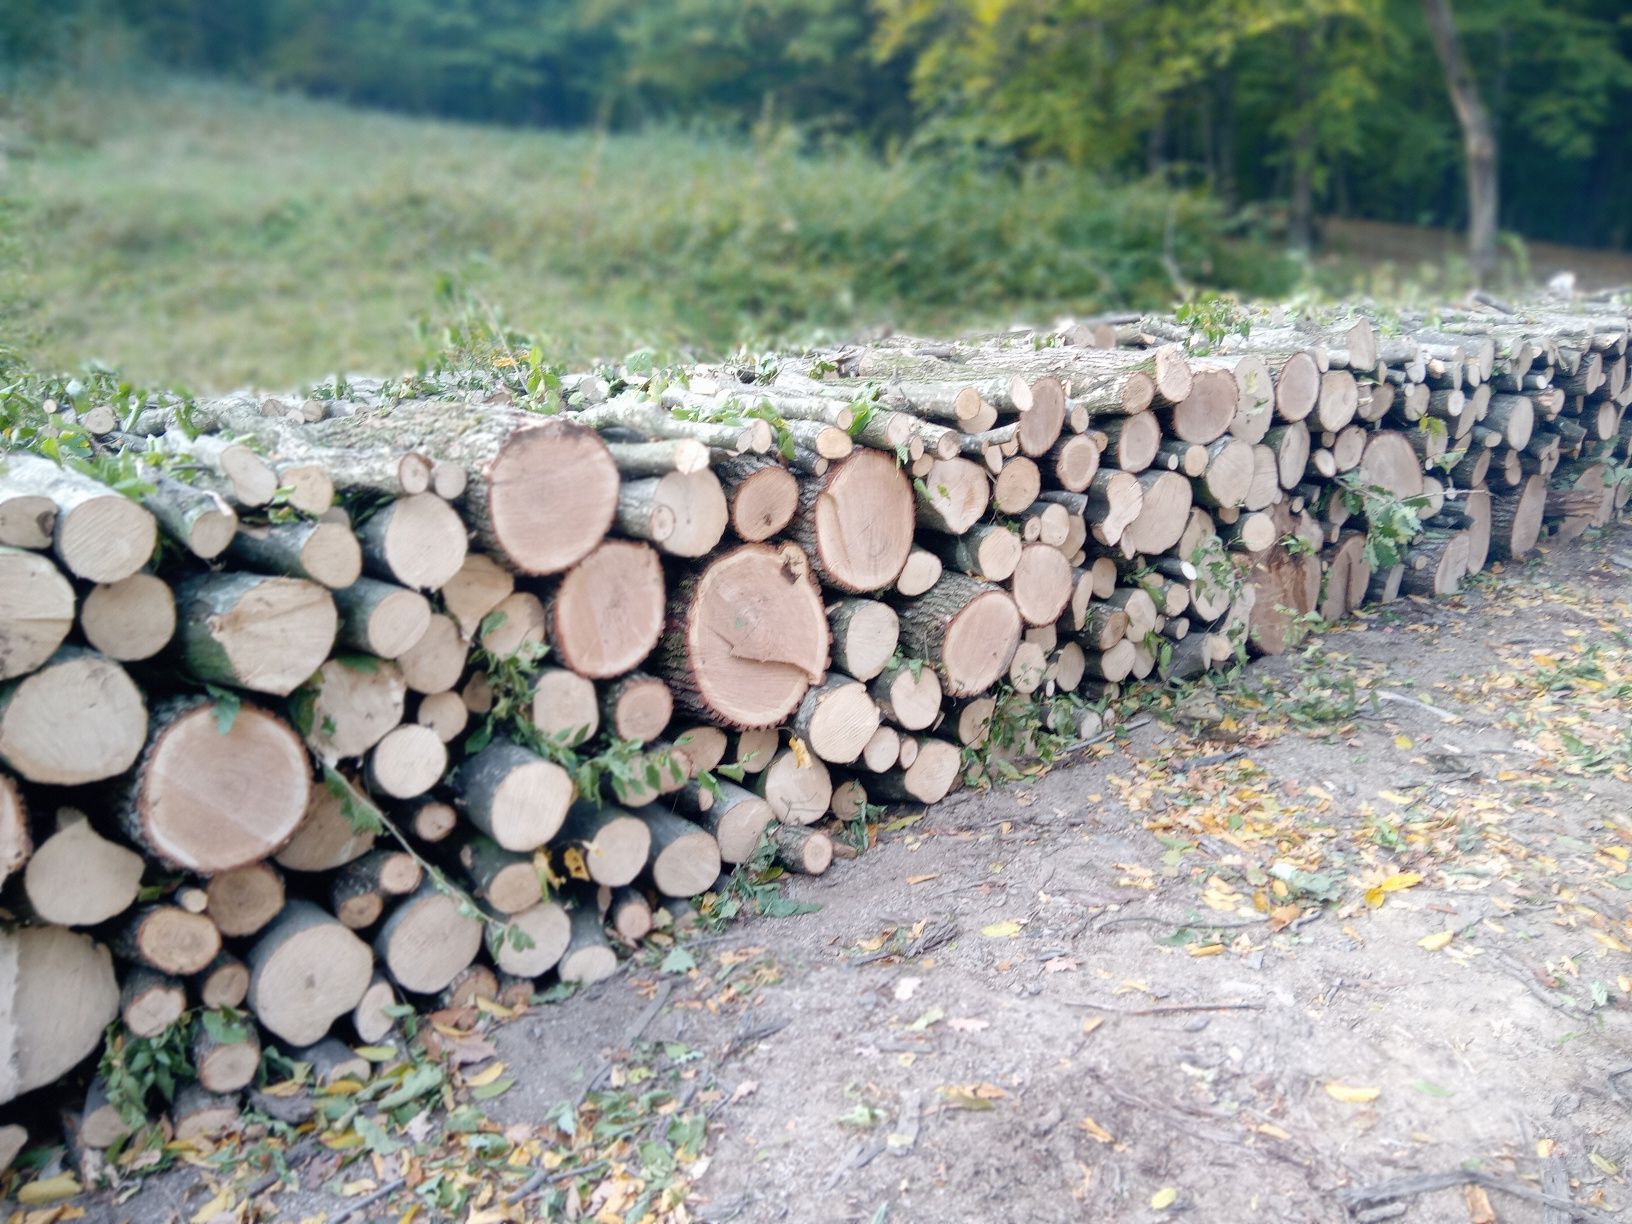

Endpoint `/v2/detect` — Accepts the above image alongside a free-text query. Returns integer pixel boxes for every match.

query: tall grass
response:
[1,78,1296,390]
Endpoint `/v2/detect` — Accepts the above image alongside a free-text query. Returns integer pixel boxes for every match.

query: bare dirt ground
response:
[39,525,1632,1224]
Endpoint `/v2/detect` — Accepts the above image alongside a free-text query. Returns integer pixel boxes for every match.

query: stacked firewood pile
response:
[0,296,1628,1171]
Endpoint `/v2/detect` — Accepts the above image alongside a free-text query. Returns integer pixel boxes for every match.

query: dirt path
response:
[51,527,1632,1224]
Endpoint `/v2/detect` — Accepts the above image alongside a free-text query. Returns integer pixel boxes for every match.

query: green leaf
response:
[470,1077,514,1101]
[336,654,380,674]
[205,685,241,734]
[1411,1079,1454,1098]
[659,946,696,975]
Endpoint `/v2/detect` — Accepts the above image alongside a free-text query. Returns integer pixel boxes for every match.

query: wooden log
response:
[23,808,143,926]
[440,553,514,639]
[527,668,599,747]
[755,748,834,827]
[139,473,237,560]
[79,572,176,662]
[225,518,359,590]
[116,904,221,975]
[390,613,463,697]
[1357,431,1426,500]
[1010,543,1074,627]
[606,438,711,477]
[1401,532,1470,598]
[828,598,900,683]
[1245,546,1320,656]
[0,925,120,1106]
[685,779,774,863]
[416,691,469,743]
[713,455,800,542]
[595,673,672,745]
[869,738,961,805]
[928,523,1022,582]
[192,1018,261,1093]
[659,541,829,730]
[453,833,544,914]
[558,907,619,984]
[1122,471,1193,556]
[556,803,653,888]
[1193,437,1255,510]
[671,725,728,776]
[373,883,482,995]
[297,656,406,762]
[331,578,431,663]
[0,772,28,889]
[1097,412,1162,472]
[771,825,833,875]
[869,662,944,732]
[894,547,943,597]
[119,966,187,1037]
[0,546,75,680]
[791,450,915,592]
[293,1037,371,1088]
[477,590,545,657]
[192,952,250,1009]
[1045,433,1101,493]
[1489,475,1546,560]
[606,887,654,942]
[0,647,146,785]
[546,540,666,679]
[350,973,398,1044]
[791,674,882,765]
[859,724,901,773]
[275,777,376,872]
[455,739,575,851]
[897,574,1022,698]
[355,493,468,591]
[177,574,338,695]
[169,1084,240,1143]
[66,1079,132,1152]
[199,861,286,938]
[829,777,868,821]
[1008,639,1048,692]
[366,724,446,800]
[639,806,723,897]
[329,850,421,928]
[1160,368,1237,444]
[1315,370,1359,433]
[0,452,157,582]
[913,457,991,534]
[493,901,573,978]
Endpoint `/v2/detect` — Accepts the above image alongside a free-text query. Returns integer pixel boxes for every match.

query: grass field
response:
[0,78,1295,391]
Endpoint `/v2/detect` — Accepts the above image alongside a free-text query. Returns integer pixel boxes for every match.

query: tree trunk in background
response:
[1288,28,1315,253]
[1421,0,1498,285]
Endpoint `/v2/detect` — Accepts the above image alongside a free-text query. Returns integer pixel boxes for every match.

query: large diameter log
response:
[714,456,799,542]
[204,862,287,938]
[79,572,176,662]
[1246,546,1320,656]
[23,810,143,927]
[1489,475,1546,560]
[556,907,619,984]
[913,457,991,534]
[659,542,829,730]
[248,900,374,1045]
[792,450,915,592]
[310,407,619,576]
[275,775,377,872]
[640,806,723,897]
[0,648,147,785]
[297,656,407,762]
[374,883,483,995]
[128,697,309,873]
[494,901,573,978]
[828,598,900,682]
[228,520,362,590]
[557,804,653,887]
[366,724,447,799]
[332,577,431,661]
[356,493,467,591]
[1010,543,1074,627]
[0,547,74,680]
[455,739,574,851]
[1357,431,1425,500]
[0,452,157,582]
[791,675,882,765]
[0,925,119,1106]
[1122,471,1194,556]
[897,574,1022,698]
[870,738,961,805]
[1159,368,1237,444]
[177,574,338,696]
[546,540,665,679]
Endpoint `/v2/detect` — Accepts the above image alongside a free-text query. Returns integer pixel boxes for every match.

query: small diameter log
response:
[228,519,362,589]
[0,546,74,680]
[0,452,157,583]
[861,724,901,773]
[828,598,900,683]
[1193,437,1255,510]
[117,904,222,975]
[598,673,673,744]
[639,807,723,897]
[791,674,882,765]
[0,772,28,888]
[275,777,376,872]
[192,1019,261,1093]
[558,907,619,985]
[456,834,544,914]
[69,1080,131,1151]
[1098,412,1162,473]
[1079,470,1145,546]
[333,578,431,661]
[374,883,483,995]
[607,887,654,942]
[607,439,711,477]
[120,967,187,1037]
[831,777,868,821]
[490,901,571,978]
[141,475,237,560]
[713,456,799,542]
[672,725,728,776]
[193,952,250,1009]
[618,470,728,558]
[1315,370,1359,432]
[441,553,514,639]
[298,656,407,762]
[929,523,1022,582]
[351,973,397,1044]
[556,804,653,888]
[160,433,277,506]
[292,1037,371,1089]
[330,850,421,928]
[686,780,775,863]
[732,727,779,773]
[771,825,833,875]
[361,725,446,806]
[23,809,143,926]
[913,457,991,534]
[201,861,287,938]
[177,574,338,696]
[168,1084,241,1143]
[356,493,468,591]
[1122,471,1194,556]
[455,738,575,851]
[547,540,666,678]
[0,476,53,548]
[660,542,829,731]
[1357,431,1426,500]
[869,662,944,732]
[0,648,147,785]
[1046,433,1101,493]
[128,697,309,873]
[894,548,943,597]
[1246,546,1321,657]
[992,457,1042,515]
[792,450,915,593]
[1401,532,1470,598]
[416,691,469,743]
[439,964,498,1009]
[897,574,1022,698]
[1267,352,1321,421]
[755,749,834,827]
[396,613,466,697]
[79,572,176,662]
[870,738,961,805]
[0,925,120,1106]
[530,668,599,747]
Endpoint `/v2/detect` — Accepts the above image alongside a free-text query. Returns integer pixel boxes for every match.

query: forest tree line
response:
[4,0,1630,254]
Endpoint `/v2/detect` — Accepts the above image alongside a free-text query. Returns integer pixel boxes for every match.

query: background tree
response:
[1421,0,1498,281]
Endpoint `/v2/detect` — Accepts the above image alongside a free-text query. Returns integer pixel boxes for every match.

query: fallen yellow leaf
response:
[1590,1152,1619,1175]
[789,736,813,769]
[1364,871,1422,908]
[1187,943,1225,957]
[1078,1116,1115,1144]
[190,1186,235,1224]
[17,1174,82,1206]
[1254,1122,1292,1140]
[464,1061,507,1088]
[1150,1187,1178,1210]
[907,873,939,885]
[1394,735,1414,750]
[981,919,1023,938]
[1591,931,1630,953]
[1536,1138,1556,1158]
[1080,1016,1105,1037]
[1325,1083,1381,1104]
[1418,930,1455,951]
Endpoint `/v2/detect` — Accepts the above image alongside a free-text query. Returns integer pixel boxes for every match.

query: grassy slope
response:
[1,79,1288,391]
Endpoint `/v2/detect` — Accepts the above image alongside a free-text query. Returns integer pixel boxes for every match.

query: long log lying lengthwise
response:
[1,293,1630,1170]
